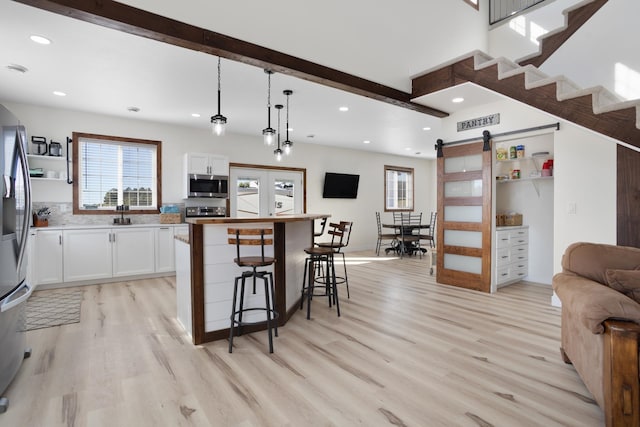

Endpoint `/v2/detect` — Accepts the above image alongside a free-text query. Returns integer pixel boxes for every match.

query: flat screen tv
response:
[322,172,360,199]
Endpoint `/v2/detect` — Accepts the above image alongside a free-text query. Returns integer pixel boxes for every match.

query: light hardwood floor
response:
[2,252,603,426]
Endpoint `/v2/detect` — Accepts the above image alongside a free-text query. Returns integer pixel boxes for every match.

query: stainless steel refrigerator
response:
[0,104,33,413]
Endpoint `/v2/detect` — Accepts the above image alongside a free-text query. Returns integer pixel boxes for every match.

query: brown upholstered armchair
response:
[553,242,640,426]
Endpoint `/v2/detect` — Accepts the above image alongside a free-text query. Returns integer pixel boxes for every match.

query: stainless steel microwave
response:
[187,174,229,198]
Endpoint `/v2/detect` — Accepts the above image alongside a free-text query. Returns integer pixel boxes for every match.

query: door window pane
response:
[236,177,260,218]
[274,179,294,216]
[444,180,483,198]
[444,154,482,173]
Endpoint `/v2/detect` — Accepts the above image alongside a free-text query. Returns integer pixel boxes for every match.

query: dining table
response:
[382,222,430,256]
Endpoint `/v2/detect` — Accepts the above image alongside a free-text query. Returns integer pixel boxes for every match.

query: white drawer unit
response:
[494,226,529,287]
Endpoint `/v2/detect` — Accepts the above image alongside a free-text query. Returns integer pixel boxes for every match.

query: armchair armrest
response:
[553,272,640,334]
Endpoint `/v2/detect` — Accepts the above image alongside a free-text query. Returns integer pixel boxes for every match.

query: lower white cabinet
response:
[63,228,112,282]
[155,226,175,273]
[112,227,155,277]
[494,226,529,287]
[29,224,184,286]
[33,229,63,285]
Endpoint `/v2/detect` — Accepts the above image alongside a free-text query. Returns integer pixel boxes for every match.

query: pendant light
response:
[262,70,276,146]
[282,90,293,155]
[274,104,283,161]
[210,56,227,136]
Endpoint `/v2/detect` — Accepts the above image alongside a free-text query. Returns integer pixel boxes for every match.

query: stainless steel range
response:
[185,206,226,218]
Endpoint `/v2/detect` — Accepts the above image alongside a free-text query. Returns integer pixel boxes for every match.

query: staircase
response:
[413,0,640,150]
[517,0,609,68]
[412,51,640,150]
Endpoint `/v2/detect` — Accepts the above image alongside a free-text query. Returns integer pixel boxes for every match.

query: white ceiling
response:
[0,1,506,159]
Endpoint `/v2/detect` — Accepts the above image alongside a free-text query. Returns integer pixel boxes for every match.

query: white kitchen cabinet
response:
[494,226,529,287]
[63,228,112,282]
[112,227,155,277]
[184,153,229,175]
[155,226,176,273]
[33,229,63,285]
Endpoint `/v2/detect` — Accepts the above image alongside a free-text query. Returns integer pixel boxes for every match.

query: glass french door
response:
[230,167,303,217]
[436,140,492,292]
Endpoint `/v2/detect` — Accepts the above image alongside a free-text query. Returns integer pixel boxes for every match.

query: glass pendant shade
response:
[263,127,275,146]
[211,114,226,136]
[274,148,283,161]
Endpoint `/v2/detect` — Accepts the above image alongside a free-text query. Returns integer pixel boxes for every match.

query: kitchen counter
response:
[177,214,330,344]
[31,223,188,231]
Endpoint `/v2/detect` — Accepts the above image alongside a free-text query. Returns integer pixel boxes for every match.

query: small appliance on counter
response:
[31,136,47,155]
[48,140,62,157]
[185,206,226,218]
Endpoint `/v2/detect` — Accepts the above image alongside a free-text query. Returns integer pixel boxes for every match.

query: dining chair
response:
[399,212,422,258]
[375,212,396,256]
[419,211,437,248]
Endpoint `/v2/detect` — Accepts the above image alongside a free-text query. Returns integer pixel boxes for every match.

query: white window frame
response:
[72,132,162,215]
[384,165,414,212]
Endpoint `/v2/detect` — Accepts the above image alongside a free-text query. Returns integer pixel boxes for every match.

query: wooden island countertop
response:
[185,213,329,225]
[177,214,330,344]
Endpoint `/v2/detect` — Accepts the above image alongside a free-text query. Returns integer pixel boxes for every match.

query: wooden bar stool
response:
[316,221,352,298]
[228,228,278,353]
[300,245,340,319]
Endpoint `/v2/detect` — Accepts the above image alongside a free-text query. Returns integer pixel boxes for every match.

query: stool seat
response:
[304,246,334,256]
[234,256,275,267]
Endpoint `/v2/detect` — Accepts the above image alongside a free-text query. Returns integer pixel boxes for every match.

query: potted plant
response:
[33,207,51,227]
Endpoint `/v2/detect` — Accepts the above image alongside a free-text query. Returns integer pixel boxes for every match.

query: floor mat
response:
[24,289,83,331]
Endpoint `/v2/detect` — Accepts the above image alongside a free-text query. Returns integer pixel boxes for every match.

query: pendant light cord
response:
[217,57,222,115]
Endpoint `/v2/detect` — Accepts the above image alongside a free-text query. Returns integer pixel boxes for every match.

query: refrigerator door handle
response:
[16,129,32,274]
[0,280,33,313]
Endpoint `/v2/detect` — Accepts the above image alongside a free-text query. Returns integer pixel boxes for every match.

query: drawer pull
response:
[501,256,508,259]
[501,273,508,277]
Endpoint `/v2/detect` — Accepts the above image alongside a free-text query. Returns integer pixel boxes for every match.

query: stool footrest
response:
[231,307,279,327]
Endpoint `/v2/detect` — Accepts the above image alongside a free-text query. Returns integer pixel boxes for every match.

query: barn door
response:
[436,137,492,292]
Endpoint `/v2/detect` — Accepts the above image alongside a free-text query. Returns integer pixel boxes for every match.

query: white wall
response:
[437,98,617,276]
[5,101,436,253]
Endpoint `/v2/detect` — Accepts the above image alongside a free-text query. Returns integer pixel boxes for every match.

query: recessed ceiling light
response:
[363,140,371,144]
[52,91,66,97]
[127,106,140,113]
[30,35,51,45]
[422,126,431,131]
[405,147,412,151]
[6,64,28,73]
[452,97,464,103]
[339,106,349,112]
[191,113,201,118]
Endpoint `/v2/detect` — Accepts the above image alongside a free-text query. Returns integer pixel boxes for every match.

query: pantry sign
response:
[457,113,500,132]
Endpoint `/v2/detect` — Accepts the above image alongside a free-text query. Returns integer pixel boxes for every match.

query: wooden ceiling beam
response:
[14,0,448,118]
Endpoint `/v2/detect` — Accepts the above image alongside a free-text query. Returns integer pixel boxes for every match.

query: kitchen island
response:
[176,214,329,344]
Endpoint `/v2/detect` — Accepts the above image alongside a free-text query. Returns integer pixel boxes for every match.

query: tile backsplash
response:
[32,202,185,226]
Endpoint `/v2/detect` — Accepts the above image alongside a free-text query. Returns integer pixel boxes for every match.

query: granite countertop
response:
[174,234,189,244]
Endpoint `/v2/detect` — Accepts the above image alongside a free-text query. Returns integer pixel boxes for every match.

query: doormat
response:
[24,289,83,331]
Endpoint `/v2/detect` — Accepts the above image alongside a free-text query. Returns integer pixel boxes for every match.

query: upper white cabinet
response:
[185,153,229,175]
